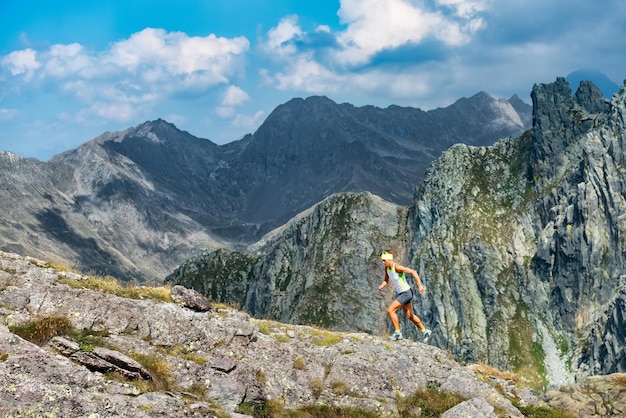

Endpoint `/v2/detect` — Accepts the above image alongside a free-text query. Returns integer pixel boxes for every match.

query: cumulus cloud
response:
[216,85,250,118]
[260,0,490,99]
[231,110,265,129]
[262,15,304,59]
[1,28,250,123]
[2,49,41,80]
[0,108,20,120]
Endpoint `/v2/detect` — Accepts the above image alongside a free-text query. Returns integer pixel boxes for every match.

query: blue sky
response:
[1,0,625,160]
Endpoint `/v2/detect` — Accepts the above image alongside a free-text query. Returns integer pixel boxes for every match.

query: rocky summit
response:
[168,78,626,398]
[2,250,624,417]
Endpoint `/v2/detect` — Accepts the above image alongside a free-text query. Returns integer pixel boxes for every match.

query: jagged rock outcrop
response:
[0,250,561,417]
[168,78,626,392]
[168,192,407,335]
[0,93,530,281]
[408,77,626,386]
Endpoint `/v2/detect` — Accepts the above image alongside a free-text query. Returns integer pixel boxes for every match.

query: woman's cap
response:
[380,251,393,260]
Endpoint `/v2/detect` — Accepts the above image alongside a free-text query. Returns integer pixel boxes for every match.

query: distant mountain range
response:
[0,92,530,281]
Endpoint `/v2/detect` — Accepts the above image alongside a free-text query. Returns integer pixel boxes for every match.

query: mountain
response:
[167,77,626,388]
[1,250,620,417]
[0,93,530,281]
[566,69,620,98]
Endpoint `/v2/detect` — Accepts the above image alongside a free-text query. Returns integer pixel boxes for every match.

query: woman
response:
[378,250,431,342]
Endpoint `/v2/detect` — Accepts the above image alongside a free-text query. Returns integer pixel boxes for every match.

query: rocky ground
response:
[0,250,624,417]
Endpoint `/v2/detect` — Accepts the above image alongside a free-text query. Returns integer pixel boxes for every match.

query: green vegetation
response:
[309,379,323,399]
[162,344,207,365]
[235,383,470,417]
[274,334,291,343]
[292,357,306,370]
[8,314,74,346]
[516,404,574,418]
[0,352,8,361]
[397,382,467,418]
[253,318,276,335]
[71,328,109,353]
[310,329,343,347]
[127,352,175,392]
[237,400,381,418]
[508,301,547,389]
[58,275,173,302]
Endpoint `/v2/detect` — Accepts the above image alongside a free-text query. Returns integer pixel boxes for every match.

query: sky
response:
[1,0,625,161]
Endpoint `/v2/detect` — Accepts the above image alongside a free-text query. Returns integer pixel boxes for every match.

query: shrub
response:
[9,315,74,345]
[70,328,109,353]
[292,357,306,370]
[128,352,175,392]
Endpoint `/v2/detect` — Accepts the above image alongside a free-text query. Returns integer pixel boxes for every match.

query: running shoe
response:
[389,331,403,341]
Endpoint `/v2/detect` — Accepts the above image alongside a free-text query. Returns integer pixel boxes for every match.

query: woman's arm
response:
[395,264,424,295]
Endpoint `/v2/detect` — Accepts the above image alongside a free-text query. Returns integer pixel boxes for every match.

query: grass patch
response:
[397,383,467,418]
[330,381,350,395]
[0,352,8,361]
[161,344,207,365]
[9,315,74,345]
[59,275,172,302]
[469,363,519,384]
[310,329,343,347]
[128,352,175,392]
[274,334,291,343]
[238,400,381,418]
[309,379,323,399]
[516,404,574,418]
[183,382,208,400]
[70,328,109,353]
[253,319,276,335]
[293,357,306,370]
[509,301,547,389]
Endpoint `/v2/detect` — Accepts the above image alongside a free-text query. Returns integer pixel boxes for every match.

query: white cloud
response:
[268,55,342,93]
[259,0,490,99]
[43,44,92,78]
[216,85,250,118]
[1,28,250,123]
[436,0,491,19]
[334,0,485,66]
[222,85,250,106]
[262,15,303,59]
[106,28,249,80]
[2,49,41,80]
[0,108,20,120]
[231,110,265,129]
[86,101,137,122]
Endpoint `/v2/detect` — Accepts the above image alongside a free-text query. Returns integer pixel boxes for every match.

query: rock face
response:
[168,192,407,335]
[169,79,626,390]
[0,250,556,417]
[0,94,530,282]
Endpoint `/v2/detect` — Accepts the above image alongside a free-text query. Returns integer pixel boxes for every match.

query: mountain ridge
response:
[0,91,530,281]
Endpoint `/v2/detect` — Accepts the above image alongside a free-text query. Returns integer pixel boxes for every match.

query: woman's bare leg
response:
[403,303,425,332]
[387,300,402,331]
